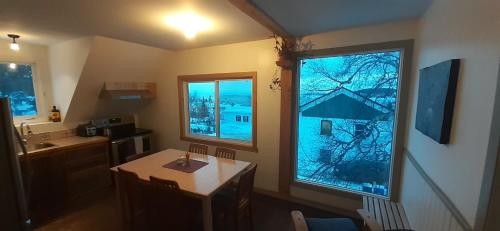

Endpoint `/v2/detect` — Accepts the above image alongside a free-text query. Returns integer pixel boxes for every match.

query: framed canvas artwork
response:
[415,59,460,144]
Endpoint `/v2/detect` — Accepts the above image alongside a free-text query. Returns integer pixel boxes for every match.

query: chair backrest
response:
[215,147,236,160]
[117,167,146,228]
[188,143,208,155]
[144,176,189,230]
[235,164,257,209]
[291,210,310,231]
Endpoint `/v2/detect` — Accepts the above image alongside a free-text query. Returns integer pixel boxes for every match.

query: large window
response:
[295,47,408,198]
[178,72,257,151]
[0,63,38,117]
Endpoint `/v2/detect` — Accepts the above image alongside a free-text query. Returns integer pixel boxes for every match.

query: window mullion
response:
[185,82,191,136]
[215,80,220,139]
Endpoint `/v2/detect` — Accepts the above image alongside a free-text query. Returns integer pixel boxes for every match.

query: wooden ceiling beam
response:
[228,0,295,40]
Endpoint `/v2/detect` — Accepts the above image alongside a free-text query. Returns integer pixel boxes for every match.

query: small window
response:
[0,63,38,117]
[354,123,368,138]
[320,120,332,135]
[179,72,257,152]
[318,149,331,164]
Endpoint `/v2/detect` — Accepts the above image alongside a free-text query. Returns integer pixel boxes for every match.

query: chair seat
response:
[305,218,358,231]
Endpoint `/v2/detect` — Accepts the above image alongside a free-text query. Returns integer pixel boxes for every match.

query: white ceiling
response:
[253,0,433,36]
[0,0,272,50]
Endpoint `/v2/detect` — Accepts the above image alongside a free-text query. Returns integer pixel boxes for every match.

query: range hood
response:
[99,82,157,100]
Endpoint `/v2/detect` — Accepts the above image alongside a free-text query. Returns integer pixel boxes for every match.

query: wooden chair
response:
[357,209,383,231]
[213,163,257,231]
[143,176,201,231]
[215,147,236,160]
[117,167,147,231]
[291,210,359,231]
[188,143,208,155]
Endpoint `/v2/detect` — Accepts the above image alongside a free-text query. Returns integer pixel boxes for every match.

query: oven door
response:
[111,134,152,166]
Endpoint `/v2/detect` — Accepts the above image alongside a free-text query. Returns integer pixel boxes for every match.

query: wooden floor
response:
[35,188,361,231]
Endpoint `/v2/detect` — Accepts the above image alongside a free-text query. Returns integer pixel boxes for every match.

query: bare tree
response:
[298,51,400,193]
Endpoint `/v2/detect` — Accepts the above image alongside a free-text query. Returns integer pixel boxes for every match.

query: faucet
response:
[20,122,32,144]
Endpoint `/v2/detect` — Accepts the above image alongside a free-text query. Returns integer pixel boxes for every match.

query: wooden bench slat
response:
[363,196,368,211]
[361,195,412,231]
[368,196,376,218]
[377,198,390,230]
[373,197,383,228]
[397,203,411,229]
[384,200,397,229]
[390,202,404,229]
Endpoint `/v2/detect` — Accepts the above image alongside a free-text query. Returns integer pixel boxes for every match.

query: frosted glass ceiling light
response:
[165,12,212,40]
[8,34,20,51]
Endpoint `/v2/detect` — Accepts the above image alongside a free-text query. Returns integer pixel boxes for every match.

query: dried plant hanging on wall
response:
[269,68,281,91]
[269,35,314,92]
[273,34,295,70]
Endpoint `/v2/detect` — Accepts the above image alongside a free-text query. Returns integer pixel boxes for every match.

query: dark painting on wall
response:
[415,59,460,144]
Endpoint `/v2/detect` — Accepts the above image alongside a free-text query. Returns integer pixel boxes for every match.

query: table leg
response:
[202,196,213,231]
[114,172,131,231]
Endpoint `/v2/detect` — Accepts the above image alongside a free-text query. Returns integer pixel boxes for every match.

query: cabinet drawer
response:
[61,143,107,162]
[62,143,109,172]
[64,154,108,173]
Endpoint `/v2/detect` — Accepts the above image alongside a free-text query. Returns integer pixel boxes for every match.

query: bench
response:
[357,196,412,231]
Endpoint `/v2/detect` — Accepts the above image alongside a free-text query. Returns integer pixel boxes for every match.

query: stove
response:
[93,117,153,166]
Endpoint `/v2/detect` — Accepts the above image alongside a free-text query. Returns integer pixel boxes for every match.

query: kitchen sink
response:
[25,142,56,152]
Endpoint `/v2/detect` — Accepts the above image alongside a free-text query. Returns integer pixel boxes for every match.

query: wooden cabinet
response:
[26,141,111,226]
[61,143,111,201]
[28,153,66,225]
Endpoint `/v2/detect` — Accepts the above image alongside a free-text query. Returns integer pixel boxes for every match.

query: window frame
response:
[178,72,258,152]
[0,61,45,123]
[288,40,414,201]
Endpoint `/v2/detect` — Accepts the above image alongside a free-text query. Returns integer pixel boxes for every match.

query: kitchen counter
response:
[19,136,109,159]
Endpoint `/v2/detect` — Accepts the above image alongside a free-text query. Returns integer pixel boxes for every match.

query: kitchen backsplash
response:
[27,129,77,143]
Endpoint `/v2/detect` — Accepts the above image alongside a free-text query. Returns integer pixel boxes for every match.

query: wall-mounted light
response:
[8,34,20,51]
[8,63,17,70]
[165,12,212,40]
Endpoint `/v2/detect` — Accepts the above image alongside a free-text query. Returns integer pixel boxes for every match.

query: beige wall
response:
[49,37,92,122]
[64,36,172,122]
[19,36,173,133]
[137,39,282,191]
[137,20,419,212]
[403,0,500,228]
[0,40,53,124]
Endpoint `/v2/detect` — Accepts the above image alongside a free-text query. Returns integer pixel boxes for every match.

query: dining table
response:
[110,148,251,231]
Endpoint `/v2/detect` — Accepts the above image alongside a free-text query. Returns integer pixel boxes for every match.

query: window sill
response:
[180,135,258,153]
[291,180,389,201]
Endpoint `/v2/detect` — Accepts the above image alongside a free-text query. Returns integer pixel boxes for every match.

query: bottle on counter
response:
[50,105,61,122]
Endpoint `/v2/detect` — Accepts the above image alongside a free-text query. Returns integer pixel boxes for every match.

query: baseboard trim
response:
[253,187,360,219]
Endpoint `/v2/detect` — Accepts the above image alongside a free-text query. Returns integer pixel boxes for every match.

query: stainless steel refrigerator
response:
[0,97,31,230]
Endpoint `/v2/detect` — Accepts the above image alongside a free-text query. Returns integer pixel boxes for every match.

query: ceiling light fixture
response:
[165,12,212,40]
[8,34,20,51]
[9,63,17,70]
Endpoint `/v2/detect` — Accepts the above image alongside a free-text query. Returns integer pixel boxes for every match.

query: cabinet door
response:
[27,154,66,226]
[62,143,111,201]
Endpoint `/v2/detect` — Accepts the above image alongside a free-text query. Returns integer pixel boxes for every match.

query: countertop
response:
[19,136,109,159]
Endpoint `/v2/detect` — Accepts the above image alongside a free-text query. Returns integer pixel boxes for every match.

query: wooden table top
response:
[110,149,251,197]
